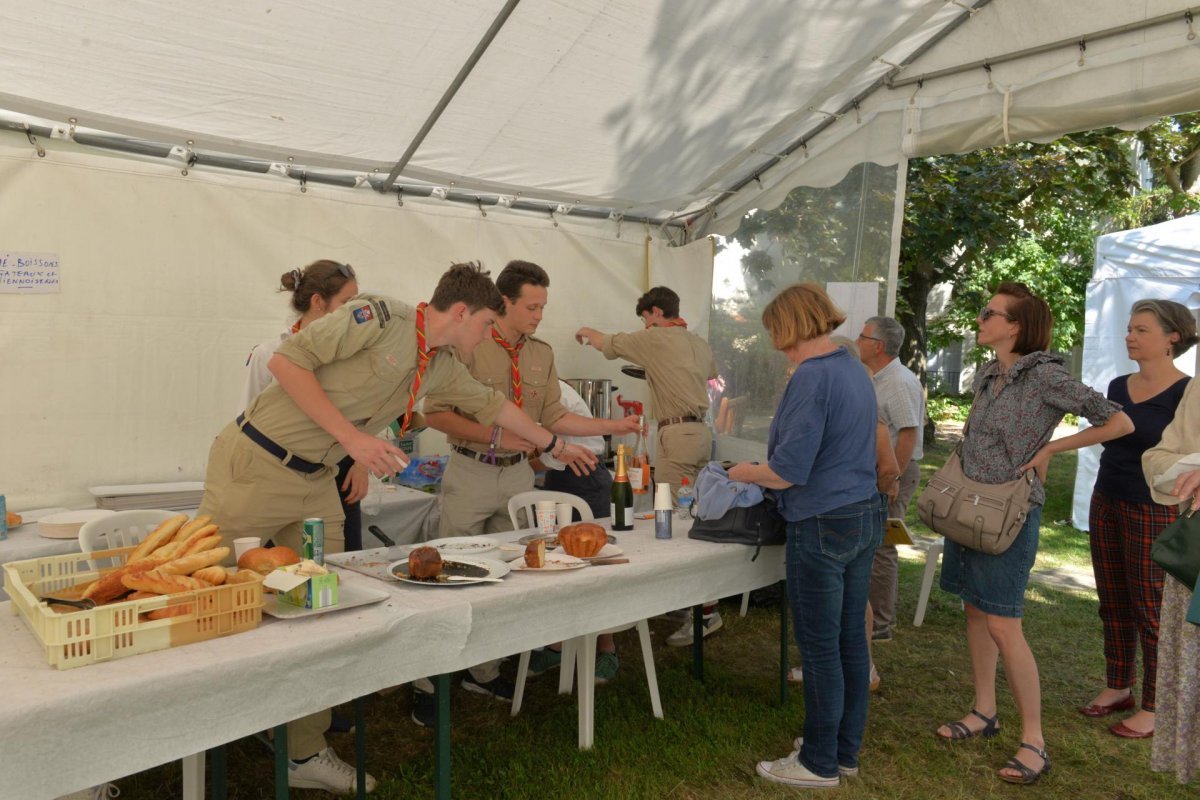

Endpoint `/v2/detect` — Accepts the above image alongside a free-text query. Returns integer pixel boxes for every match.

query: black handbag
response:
[1151,507,1200,588]
[687,490,786,561]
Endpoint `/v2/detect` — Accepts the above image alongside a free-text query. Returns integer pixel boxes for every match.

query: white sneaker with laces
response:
[54,785,119,800]
[665,611,723,647]
[756,750,839,788]
[791,738,860,777]
[289,747,377,794]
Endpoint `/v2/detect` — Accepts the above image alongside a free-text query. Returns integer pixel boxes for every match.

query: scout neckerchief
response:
[399,302,437,436]
[491,326,526,407]
[290,320,303,335]
[658,317,688,328]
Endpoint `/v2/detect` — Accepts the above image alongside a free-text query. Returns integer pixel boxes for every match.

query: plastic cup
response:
[233,537,262,562]
[555,502,575,529]
[535,501,557,535]
[654,482,674,511]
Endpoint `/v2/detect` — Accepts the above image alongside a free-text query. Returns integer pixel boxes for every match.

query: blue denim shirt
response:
[768,347,878,521]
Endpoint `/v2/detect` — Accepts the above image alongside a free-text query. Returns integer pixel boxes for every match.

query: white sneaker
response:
[289,747,377,794]
[55,785,119,800]
[665,611,723,647]
[756,750,839,788]
[791,739,860,777]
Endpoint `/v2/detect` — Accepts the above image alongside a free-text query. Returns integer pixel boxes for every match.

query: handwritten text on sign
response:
[0,251,60,294]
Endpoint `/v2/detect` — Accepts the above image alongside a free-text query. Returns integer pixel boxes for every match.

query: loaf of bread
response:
[180,526,221,555]
[524,539,547,568]
[128,514,189,561]
[558,523,607,557]
[82,554,173,604]
[408,546,443,580]
[237,545,301,575]
[160,547,230,576]
[122,569,208,595]
[171,515,213,544]
[191,565,228,586]
[6,510,21,527]
[226,569,264,585]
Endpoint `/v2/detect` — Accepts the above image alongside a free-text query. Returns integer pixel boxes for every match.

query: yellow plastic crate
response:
[4,545,263,670]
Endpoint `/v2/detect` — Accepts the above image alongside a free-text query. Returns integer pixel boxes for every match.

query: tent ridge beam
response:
[888,5,1200,89]
[379,0,522,192]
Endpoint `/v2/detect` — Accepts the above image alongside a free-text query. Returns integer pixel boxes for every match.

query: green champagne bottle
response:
[610,444,634,531]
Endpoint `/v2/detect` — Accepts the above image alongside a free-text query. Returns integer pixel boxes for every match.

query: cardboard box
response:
[265,568,340,610]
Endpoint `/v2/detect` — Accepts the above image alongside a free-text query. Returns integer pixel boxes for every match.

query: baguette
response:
[182,532,222,556]
[192,566,228,585]
[82,555,173,603]
[122,569,207,594]
[129,514,189,561]
[159,547,230,576]
[226,569,263,585]
[154,542,184,560]
[170,515,213,545]
[178,524,220,554]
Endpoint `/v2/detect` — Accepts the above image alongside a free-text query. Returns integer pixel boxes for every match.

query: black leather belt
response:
[659,415,703,428]
[452,444,528,468]
[236,413,324,474]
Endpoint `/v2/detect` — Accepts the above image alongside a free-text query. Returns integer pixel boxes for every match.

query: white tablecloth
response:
[0,518,784,799]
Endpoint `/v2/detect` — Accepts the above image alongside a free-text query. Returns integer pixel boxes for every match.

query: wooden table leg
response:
[273,724,288,800]
[208,745,227,800]
[690,603,704,681]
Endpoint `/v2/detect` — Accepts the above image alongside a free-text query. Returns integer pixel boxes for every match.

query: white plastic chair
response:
[506,490,593,531]
[79,508,178,569]
[506,490,662,748]
[77,507,207,800]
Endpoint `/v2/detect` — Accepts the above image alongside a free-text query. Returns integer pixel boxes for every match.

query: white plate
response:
[37,509,117,539]
[389,555,510,586]
[263,580,391,619]
[511,553,587,572]
[496,543,527,562]
[431,536,500,556]
[585,543,623,559]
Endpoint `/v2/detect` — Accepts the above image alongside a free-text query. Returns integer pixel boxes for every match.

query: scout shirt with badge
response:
[244,293,506,464]
[423,330,569,453]
[601,326,716,420]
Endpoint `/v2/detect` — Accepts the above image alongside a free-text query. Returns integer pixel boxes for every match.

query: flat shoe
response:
[1079,694,1134,717]
[1109,721,1154,739]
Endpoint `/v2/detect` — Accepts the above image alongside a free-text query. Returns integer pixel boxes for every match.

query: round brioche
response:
[408,546,443,580]
[236,545,301,575]
[558,522,607,557]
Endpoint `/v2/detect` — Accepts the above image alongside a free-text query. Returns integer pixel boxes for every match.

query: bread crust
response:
[122,569,207,594]
[129,514,189,561]
[160,547,230,576]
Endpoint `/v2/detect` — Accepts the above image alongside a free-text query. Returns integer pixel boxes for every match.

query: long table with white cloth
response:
[0,517,784,799]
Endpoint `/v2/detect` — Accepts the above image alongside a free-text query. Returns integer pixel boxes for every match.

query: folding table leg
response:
[577,635,597,749]
[434,673,452,800]
[690,603,704,681]
[273,724,288,800]
[209,744,227,800]
[354,696,367,800]
[779,579,789,706]
[181,752,204,800]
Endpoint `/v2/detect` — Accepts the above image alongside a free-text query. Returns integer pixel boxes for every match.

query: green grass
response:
[111,434,1189,799]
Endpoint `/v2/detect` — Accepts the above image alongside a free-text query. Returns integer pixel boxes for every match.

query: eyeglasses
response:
[978,307,1014,322]
[857,333,883,343]
[335,262,356,279]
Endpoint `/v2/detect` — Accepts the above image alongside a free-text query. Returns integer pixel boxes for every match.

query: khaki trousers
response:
[654,422,712,496]
[197,422,344,758]
[869,459,920,635]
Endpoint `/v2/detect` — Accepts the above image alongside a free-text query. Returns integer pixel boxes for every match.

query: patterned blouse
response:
[962,352,1120,506]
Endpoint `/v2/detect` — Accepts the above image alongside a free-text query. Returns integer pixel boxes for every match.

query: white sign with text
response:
[0,251,60,293]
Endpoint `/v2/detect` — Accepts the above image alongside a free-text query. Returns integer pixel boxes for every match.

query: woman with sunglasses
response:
[935,282,1132,785]
[243,259,367,549]
[1083,300,1195,740]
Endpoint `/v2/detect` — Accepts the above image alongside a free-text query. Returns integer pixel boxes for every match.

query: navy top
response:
[767,347,878,521]
[1095,374,1190,505]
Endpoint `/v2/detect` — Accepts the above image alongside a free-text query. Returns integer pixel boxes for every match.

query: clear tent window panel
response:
[710,162,898,461]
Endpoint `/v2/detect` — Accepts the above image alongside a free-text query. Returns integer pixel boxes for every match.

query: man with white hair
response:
[857,316,924,642]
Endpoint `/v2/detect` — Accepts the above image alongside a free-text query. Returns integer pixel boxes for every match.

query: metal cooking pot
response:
[564,378,614,420]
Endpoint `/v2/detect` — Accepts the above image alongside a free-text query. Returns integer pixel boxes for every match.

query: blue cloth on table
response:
[694,461,764,520]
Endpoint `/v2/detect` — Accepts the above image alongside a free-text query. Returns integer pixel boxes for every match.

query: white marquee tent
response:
[1072,214,1200,531]
[4,0,1200,507]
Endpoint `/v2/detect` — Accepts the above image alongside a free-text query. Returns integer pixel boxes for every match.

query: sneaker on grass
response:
[411,688,435,728]
[665,610,723,647]
[526,647,562,677]
[288,747,377,794]
[791,739,859,777]
[756,751,839,788]
[462,673,515,702]
[594,651,620,685]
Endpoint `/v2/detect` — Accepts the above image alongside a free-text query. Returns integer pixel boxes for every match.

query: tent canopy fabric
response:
[1072,213,1200,530]
[2,0,1198,237]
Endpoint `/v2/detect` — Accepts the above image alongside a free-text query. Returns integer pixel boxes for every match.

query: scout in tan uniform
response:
[413,261,638,714]
[576,285,724,647]
[425,260,639,536]
[197,263,595,794]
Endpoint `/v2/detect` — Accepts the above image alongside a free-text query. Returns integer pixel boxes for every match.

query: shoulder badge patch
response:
[352,304,374,325]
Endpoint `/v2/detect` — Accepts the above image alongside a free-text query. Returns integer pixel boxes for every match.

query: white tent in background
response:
[1073,214,1200,531]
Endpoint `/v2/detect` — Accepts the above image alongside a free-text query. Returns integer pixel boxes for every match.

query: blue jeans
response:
[786,493,885,778]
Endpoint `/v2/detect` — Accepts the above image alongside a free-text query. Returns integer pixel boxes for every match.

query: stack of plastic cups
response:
[654,483,673,539]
